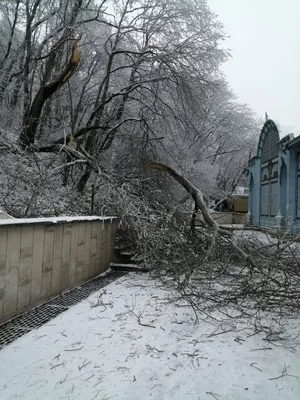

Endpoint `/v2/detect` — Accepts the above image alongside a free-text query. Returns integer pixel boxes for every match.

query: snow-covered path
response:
[1,273,300,400]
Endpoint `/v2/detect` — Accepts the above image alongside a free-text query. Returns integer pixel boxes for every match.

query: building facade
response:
[248,119,300,231]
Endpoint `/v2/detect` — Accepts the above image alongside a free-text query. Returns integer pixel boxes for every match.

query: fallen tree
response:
[133,159,300,345]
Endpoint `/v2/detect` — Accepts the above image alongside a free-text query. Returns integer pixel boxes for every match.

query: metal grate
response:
[0,270,126,350]
[8,304,67,330]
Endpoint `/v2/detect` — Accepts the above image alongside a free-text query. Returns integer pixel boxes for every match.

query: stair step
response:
[120,251,135,256]
[110,263,149,273]
[115,246,132,251]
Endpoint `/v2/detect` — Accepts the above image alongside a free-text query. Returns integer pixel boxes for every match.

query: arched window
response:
[271,164,278,179]
[261,167,269,182]
[258,120,279,162]
[258,120,279,217]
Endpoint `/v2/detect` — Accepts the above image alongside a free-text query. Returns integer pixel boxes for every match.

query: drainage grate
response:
[50,290,89,307]
[0,270,126,350]
[0,326,26,347]
[10,304,68,329]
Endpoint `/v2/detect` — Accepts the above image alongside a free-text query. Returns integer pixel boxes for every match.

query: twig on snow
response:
[269,364,299,380]
[59,373,68,384]
[208,329,233,337]
[51,362,64,369]
[206,391,221,399]
[250,362,262,372]
[145,344,164,354]
[85,374,95,381]
[65,345,84,351]
[250,347,272,352]
[128,308,156,329]
[78,359,92,370]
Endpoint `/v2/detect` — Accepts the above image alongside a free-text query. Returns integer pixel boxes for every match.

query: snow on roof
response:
[0,215,117,226]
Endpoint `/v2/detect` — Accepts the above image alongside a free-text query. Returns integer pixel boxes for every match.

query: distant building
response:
[232,186,249,196]
[248,119,300,230]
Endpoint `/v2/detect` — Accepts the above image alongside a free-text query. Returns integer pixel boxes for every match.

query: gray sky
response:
[209,0,300,136]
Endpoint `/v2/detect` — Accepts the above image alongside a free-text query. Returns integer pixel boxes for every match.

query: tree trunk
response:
[19,35,82,148]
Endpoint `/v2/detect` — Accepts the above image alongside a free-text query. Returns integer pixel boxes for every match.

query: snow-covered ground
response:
[1,273,300,400]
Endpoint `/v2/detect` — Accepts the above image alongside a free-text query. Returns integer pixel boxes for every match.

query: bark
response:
[19,35,82,148]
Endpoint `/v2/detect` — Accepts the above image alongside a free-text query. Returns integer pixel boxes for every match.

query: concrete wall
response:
[0,216,117,323]
[232,213,247,225]
[195,212,246,225]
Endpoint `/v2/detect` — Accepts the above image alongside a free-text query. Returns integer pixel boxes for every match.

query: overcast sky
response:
[209,0,300,136]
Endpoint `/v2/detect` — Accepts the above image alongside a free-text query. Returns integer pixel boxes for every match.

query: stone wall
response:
[0,216,117,323]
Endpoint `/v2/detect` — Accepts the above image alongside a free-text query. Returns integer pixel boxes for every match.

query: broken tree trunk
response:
[19,34,82,148]
[147,160,250,262]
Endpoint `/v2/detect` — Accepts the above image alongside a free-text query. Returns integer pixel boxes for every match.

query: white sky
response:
[209,0,300,136]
